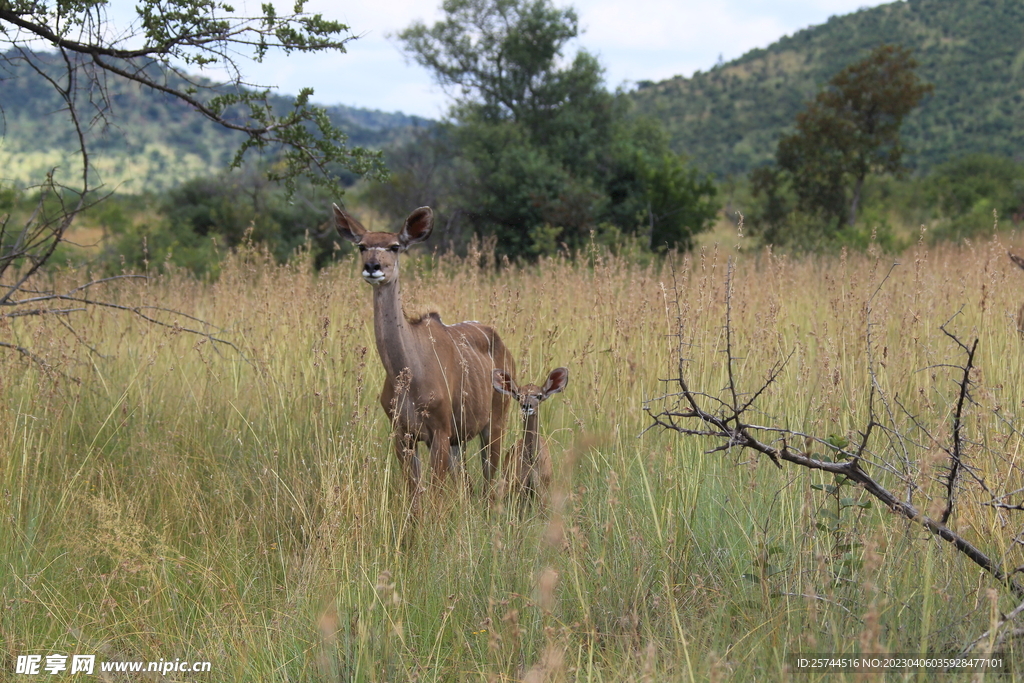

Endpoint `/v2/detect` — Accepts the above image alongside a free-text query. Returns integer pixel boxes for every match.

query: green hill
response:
[0,51,429,192]
[631,0,1024,177]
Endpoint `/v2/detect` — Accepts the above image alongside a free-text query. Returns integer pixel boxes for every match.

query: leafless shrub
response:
[645,257,1024,656]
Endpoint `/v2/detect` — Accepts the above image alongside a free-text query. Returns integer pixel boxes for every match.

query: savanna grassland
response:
[5,231,1024,681]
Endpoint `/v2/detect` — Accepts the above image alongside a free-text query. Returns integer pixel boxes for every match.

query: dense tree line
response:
[745,45,934,246]
[8,0,1023,275]
[740,151,1024,251]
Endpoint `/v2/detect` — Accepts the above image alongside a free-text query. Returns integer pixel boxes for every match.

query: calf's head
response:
[492,367,569,418]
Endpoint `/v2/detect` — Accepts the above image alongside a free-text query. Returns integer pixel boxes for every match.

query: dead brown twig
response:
[644,259,1024,600]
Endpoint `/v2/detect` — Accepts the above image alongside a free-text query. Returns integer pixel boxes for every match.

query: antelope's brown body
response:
[335,206,515,503]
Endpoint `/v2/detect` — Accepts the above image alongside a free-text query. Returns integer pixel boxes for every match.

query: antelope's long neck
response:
[522,410,541,459]
[372,279,420,379]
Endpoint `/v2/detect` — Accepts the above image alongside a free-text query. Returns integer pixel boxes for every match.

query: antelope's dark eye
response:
[358,245,367,252]
[389,245,400,253]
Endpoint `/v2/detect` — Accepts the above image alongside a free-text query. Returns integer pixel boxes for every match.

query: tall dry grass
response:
[3,231,1024,680]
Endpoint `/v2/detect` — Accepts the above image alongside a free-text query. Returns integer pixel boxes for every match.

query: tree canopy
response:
[777,44,932,229]
[399,0,584,126]
[392,0,718,258]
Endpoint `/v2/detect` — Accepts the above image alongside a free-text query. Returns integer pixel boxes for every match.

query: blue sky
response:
[120,0,894,118]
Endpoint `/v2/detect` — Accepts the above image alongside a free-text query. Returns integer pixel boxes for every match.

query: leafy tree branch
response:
[1,0,381,367]
[1,0,387,189]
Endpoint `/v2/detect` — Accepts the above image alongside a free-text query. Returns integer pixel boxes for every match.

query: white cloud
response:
[579,1,792,86]
[579,0,891,88]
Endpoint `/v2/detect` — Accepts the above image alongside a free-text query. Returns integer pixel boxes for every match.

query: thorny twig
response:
[1,274,250,371]
[644,258,1024,600]
[938,317,978,525]
[956,595,1024,663]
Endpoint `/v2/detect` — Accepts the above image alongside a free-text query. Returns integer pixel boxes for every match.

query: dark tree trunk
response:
[848,172,865,228]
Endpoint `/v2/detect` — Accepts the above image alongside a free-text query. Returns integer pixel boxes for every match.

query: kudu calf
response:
[1011,252,1024,335]
[334,205,516,505]
[492,367,569,499]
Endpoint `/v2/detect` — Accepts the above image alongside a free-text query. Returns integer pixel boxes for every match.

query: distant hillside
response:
[0,51,431,192]
[632,0,1024,177]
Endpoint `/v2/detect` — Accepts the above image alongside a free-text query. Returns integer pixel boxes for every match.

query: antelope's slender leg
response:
[429,430,452,484]
[447,442,462,473]
[448,442,473,493]
[393,432,420,508]
[487,423,505,486]
[478,425,495,482]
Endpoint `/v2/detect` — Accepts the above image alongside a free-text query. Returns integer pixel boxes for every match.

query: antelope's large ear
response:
[492,368,518,397]
[399,207,433,248]
[331,204,368,244]
[541,367,569,399]
[1010,252,1024,272]
[334,204,368,243]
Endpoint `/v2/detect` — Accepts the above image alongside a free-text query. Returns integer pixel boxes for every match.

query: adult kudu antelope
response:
[492,367,569,499]
[334,205,516,503]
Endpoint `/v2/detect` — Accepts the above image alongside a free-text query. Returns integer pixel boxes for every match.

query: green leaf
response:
[827,434,850,450]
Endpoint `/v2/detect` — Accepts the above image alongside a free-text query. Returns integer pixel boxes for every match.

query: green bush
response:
[97,171,346,275]
[925,153,1024,241]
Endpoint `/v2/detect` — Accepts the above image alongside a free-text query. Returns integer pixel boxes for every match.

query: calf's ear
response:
[541,367,569,399]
